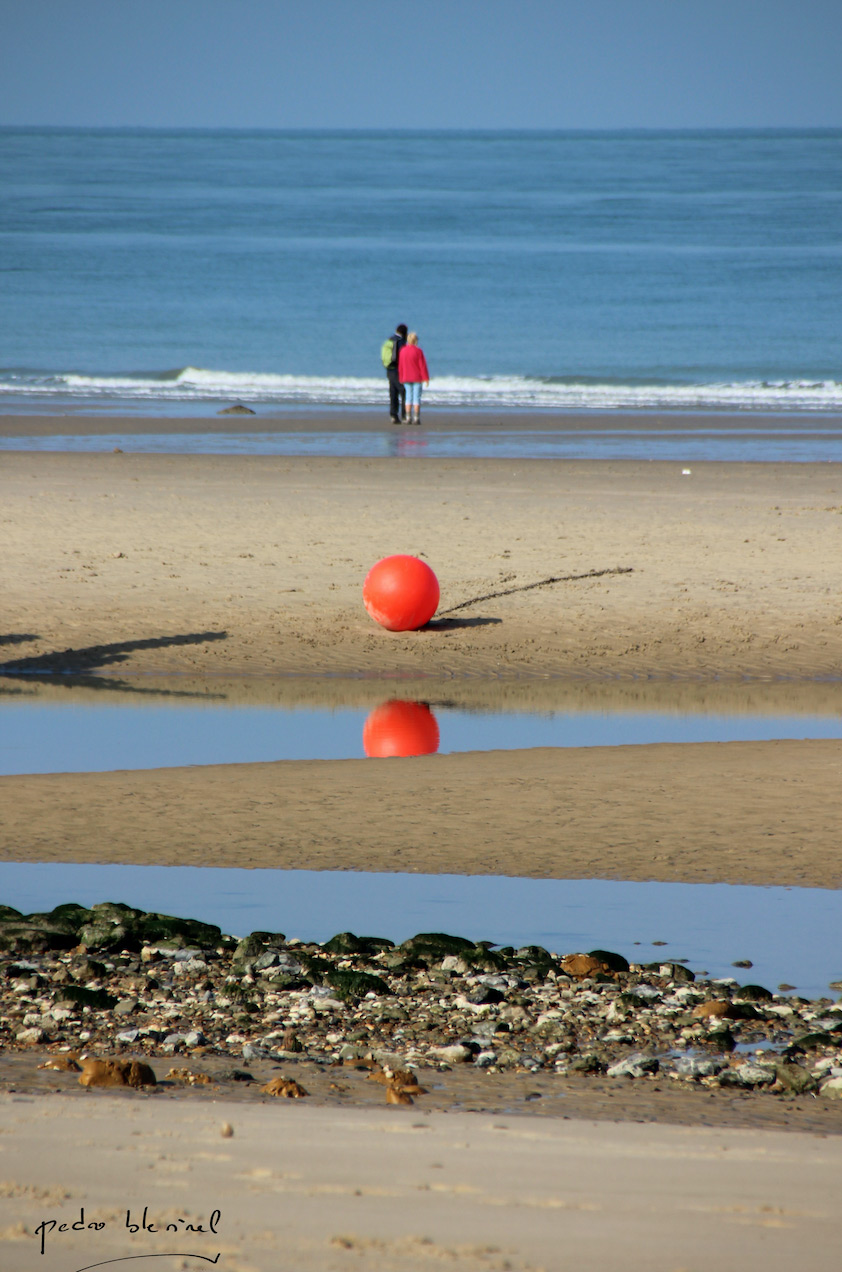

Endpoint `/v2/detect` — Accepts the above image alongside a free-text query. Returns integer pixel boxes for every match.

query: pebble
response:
[0,902,840,1099]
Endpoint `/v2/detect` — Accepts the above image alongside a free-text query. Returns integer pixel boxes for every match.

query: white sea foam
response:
[3,367,842,412]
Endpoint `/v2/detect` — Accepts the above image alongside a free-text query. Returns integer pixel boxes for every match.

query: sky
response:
[2,0,841,130]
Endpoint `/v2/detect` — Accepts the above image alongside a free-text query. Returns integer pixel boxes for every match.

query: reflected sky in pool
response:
[2,697,842,775]
[0,862,839,1002]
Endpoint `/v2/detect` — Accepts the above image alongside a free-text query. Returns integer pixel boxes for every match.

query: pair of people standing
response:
[383,323,430,425]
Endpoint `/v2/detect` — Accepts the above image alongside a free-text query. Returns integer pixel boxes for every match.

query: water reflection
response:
[363,700,440,757]
[387,430,429,458]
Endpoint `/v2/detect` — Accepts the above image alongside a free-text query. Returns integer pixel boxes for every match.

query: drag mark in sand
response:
[438,566,634,616]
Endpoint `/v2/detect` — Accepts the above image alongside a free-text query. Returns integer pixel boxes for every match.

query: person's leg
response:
[388,372,401,421]
[414,382,423,424]
[399,379,407,422]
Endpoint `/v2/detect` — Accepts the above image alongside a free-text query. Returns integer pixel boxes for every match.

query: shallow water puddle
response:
[0,863,839,1002]
[2,691,842,775]
[4,425,842,463]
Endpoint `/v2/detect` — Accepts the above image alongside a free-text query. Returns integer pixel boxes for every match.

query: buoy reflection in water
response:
[362,700,440,758]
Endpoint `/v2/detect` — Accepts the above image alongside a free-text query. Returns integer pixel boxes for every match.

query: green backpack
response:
[380,337,395,369]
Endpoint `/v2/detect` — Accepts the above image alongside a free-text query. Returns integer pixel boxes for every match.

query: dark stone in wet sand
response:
[218,403,256,415]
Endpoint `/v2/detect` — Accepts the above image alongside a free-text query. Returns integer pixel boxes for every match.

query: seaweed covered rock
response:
[0,911,79,954]
[399,932,477,963]
[325,969,392,1001]
[137,912,222,949]
[321,932,394,956]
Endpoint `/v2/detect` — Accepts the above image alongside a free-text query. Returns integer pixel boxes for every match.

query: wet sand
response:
[2,740,842,889]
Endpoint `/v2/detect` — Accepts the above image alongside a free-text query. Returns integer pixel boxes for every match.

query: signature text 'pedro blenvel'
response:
[35,1205,221,1255]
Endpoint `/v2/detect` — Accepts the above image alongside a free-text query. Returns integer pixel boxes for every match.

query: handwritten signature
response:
[33,1205,221,1263]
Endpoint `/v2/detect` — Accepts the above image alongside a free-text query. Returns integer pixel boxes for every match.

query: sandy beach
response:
[4,1091,842,1272]
[2,423,842,681]
[3,417,842,1268]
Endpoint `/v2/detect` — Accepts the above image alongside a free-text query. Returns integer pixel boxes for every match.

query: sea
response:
[1,127,841,418]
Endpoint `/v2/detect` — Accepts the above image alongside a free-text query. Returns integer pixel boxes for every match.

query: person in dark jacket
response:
[385,323,408,422]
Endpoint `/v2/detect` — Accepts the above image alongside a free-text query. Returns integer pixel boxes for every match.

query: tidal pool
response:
[2,688,842,775]
[0,863,839,1002]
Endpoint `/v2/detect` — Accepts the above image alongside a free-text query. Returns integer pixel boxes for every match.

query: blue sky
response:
[2,0,841,129]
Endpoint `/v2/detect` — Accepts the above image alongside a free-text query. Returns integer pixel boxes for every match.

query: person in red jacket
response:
[397,332,430,425]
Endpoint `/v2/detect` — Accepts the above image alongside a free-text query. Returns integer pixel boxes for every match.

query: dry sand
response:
[2,1089,842,1272]
[3,445,842,679]
[3,421,842,1266]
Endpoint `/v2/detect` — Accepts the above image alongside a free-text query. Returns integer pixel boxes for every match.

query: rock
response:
[79,1058,156,1089]
[427,1044,472,1065]
[606,1052,659,1079]
[242,1042,272,1063]
[671,1055,721,1079]
[261,1077,308,1098]
[466,986,505,1006]
[718,1062,776,1088]
[792,1031,835,1049]
[16,1027,46,1044]
[386,1085,413,1105]
[475,1050,497,1068]
[113,997,138,1017]
[569,1053,605,1074]
[560,954,603,979]
[321,931,393,955]
[116,1029,140,1044]
[166,1068,212,1085]
[0,921,78,954]
[772,1064,819,1095]
[399,932,477,963]
[819,1076,842,1099]
[56,985,118,1011]
[692,1000,730,1019]
[588,949,630,974]
[732,959,753,968]
[218,404,256,415]
[183,1030,206,1048]
[649,962,695,983]
[137,913,222,949]
[736,984,774,1002]
[325,969,391,1000]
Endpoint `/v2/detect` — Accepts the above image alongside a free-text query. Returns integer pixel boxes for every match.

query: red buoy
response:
[362,554,440,631]
[363,700,440,758]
